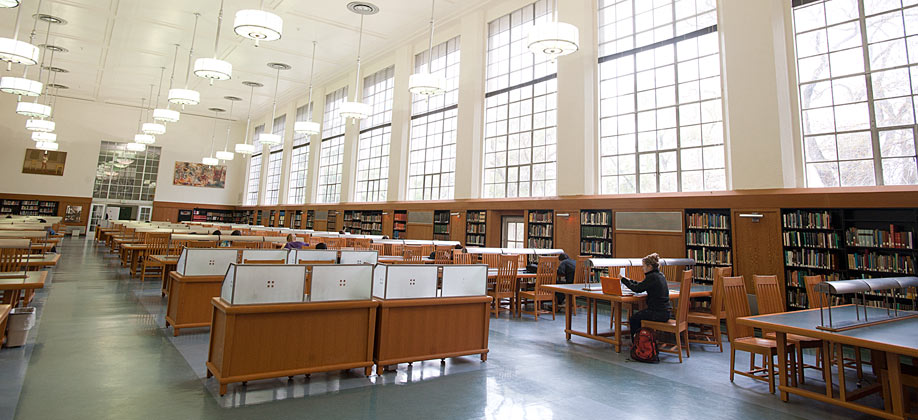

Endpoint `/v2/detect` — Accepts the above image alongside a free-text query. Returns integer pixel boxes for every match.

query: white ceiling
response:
[0,0,487,120]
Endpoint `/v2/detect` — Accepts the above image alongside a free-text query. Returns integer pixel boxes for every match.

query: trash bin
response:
[6,307,36,347]
[71,229,79,237]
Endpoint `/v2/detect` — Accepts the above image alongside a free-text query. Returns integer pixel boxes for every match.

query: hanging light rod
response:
[169,13,201,107]
[408,0,445,97]
[195,0,232,83]
[294,41,320,136]
[155,44,181,123]
[203,107,225,165]
[339,3,378,122]
[234,80,262,155]
[258,62,290,147]
[217,96,241,161]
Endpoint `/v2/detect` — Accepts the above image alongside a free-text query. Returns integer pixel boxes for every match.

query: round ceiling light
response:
[408,72,446,97]
[241,81,263,88]
[527,21,580,62]
[346,2,379,15]
[26,119,55,132]
[233,9,282,43]
[168,88,200,105]
[1,77,43,96]
[234,143,255,154]
[0,37,40,65]
[0,0,21,8]
[126,142,146,152]
[293,120,320,136]
[194,57,232,81]
[215,150,234,161]
[39,44,68,53]
[202,156,219,166]
[32,131,57,142]
[142,122,166,135]
[33,14,67,25]
[36,141,58,151]
[46,83,68,90]
[42,65,68,73]
[153,108,180,123]
[16,101,51,118]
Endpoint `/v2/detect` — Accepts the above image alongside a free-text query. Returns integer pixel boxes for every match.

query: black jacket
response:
[557,259,576,283]
[622,269,672,314]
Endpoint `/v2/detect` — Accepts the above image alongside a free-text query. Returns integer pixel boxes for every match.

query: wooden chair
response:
[481,253,500,269]
[723,276,792,394]
[486,255,518,318]
[352,238,371,249]
[518,256,559,320]
[390,244,404,257]
[0,247,25,272]
[570,256,591,315]
[434,250,452,264]
[804,275,829,309]
[402,251,423,264]
[419,244,435,257]
[687,266,730,352]
[140,232,171,283]
[242,259,285,264]
[454,252,476,265]
[755,274,818,384]
[370,243,385,254]
[642,270,694,363]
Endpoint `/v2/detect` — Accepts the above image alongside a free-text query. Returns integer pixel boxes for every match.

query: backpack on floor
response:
[630,328,659,363]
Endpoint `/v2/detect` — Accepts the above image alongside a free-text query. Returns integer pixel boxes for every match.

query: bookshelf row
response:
[0,200,58,217]
[433,210,450,241]
[685,209,733,283]
[466,210,486,246]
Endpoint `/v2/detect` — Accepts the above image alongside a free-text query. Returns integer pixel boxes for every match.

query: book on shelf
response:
[580,210,611,225]
[580,226,609,239]
[528,211,553,223]
[528,237,553,249]
[580,240,611,255]
[686,230,731,247]
[782,210,834,229]
[783,231,841,248]
[847,252,915,274]
[686,212,729,229]
[783,249,838,270]
[528,224,553,238]
[688,248,732,265]
[466,234,485,246]
[845,226,914,249]
[467,211,486,223]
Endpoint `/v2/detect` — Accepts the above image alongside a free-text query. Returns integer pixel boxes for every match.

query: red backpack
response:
[630,328,659,363]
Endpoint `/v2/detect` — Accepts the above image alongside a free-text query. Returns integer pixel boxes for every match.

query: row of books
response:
[692,265,732,283]
[786,269,840,288]
[361,222,382,231]
[433,233,451,241]
[784,249,839,270]
[580,226,610,239]
[360,214,383,223]
[528,238,553,249]
[687,248,732,265]
[393,221,406,231]
[783,210,834,229]
[686,230,730,247]
[529,224,553,238]
[467,211,486,223]
[394,212,407,222]
[580,211,611,226]
[783,231,842,249]
[528,211,553,223]
[686,212,729,229]
[434,211,450,223]
[466,234,486,246]
[845,226,914,249]
[847,252,915,274]
[434,225,449,234]
[580,239,612,255]
[786,289,812,310]
[467,224,486,234]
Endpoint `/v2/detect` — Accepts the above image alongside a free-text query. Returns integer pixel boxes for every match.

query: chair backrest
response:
[573,256,590,284]
[434,250,452,264]
[403,250,423,263]
[535,256,560,296]
[419,244,435,257]
[0,247,25,272]
[145,232,171,256]
[804,274,828,309]
[243,259,285,264]
[710,266,732,318]
[299,260,334,265]
[352,238,371,249]
[722,276,753,341]
[389,244,404,256]
[455,253,476,265]
[370,243,385,254]
[494,255,519,294]
[515,254,527,268]
[624,265,645,282]
[481,253,500,269]
[675,269,694,324]
[753,274,785,315]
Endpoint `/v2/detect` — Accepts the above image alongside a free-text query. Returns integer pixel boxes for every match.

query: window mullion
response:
[855,0,883,185]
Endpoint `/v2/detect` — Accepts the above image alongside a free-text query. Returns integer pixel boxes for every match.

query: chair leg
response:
[675,329,683,363]
[730,348,736,382]
[551,296,556,321]
[684,330,690,358]
[797,345,805,385]
[533,298,539,321]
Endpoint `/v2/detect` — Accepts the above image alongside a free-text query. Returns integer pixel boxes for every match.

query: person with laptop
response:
[621,253,672,338]
[283,234,307,250]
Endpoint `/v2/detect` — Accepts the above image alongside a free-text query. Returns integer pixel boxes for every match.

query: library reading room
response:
[0,0,917,419]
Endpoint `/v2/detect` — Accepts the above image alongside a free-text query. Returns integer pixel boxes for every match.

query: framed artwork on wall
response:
[173,161,226,189]
[64,205,83,223]
[22,148,66,176]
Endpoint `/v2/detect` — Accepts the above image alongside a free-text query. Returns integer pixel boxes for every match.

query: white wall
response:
[0,93,246,205]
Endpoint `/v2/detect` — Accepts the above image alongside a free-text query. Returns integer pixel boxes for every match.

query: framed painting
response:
[64,205,83,223]
[22,148,66,176]
[173,161,226,188]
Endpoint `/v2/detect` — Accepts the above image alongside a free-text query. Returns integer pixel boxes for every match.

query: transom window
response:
[483,0,558,198]
[288,103,312,205]
[408,36,460,201]
[597,0,725,194]
[793,0,918,186]
[355,66,394,202]
[245,124,265,205]
[317,87,347,203]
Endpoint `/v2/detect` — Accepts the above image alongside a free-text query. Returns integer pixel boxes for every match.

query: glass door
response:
[87,203,106,234]
[501,216,525,248]
[138,206,152,222]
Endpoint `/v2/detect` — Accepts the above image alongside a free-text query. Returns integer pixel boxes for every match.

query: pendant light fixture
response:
[142,74,166,135]
[28,51,58,132]
[408,0,446,97]
[526,0,579,62]
[217,96,241,160]
[0,1,39,65]
[233,0,282,46]
[0,1,21,8]
[168,13,201,107]
[258,62,289,147]
[22,20,55,123]
[134,96,155,145]
[339,3,377,122]
[203,107,224,166]
[31,131,55,142]
[35,141,58,151]
[26,118,53,132]
[194,0,232,83]
[126,142,146,152]
[154,45,181,123]
[234,80,262,155]
[293,41,320,136]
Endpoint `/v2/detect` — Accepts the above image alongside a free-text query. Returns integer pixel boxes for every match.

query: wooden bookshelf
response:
[433,210,450,241]
[343,211,362,233]
[466,210,486,247]
[781,209,845,310]
[685,209,733,284]
[1,199,58,217]
[278,210,286,227]
[305,210,315,229]
[292,210,303,229]
[255,210,263,226]
[360,211,383,235]
[393,210,407,239]
[842,210,917,310]
[327,210,337,232]
[527,210,554,264]
[268,210,277,227]
[580,209,612,258]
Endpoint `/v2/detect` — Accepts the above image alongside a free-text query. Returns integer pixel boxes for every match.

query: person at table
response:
[554,253,576,307]
[284,234,307,250]
[430,244,465,260]
[230,230,242,236]
[315,242,327,250]
[621,253,672,338]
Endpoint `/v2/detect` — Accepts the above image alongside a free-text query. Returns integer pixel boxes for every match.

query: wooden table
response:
[0,303,9,347]
[29,243,55,254]
[165,272,224,336]
[22,254,60,271]
[150,255,180,296]
[206,298,379,395]
[543,282,712,353]
[122,243,151,276]
[0,272,47,307]
[739,305,918,420]
[374,296,491,375]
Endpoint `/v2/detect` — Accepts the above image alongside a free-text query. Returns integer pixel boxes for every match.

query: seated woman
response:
[621,253,672,337]
[283,234,307,250]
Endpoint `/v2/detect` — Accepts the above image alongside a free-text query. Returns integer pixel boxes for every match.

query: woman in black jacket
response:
[621,253,672,337]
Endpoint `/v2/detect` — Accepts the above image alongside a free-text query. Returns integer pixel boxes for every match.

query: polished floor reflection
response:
[0,238,888,419]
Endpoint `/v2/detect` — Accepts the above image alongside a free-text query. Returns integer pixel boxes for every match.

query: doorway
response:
[501,216,525,248]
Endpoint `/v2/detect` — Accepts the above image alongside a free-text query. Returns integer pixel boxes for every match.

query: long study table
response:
[0,271,47,307]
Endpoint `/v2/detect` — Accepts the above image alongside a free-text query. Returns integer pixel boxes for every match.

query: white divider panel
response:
[220,264,307,305]
[176,248,239,276]
[339,250,378,265]
[241,249,289,263]
[171,234,219,242]
[310,265,373,302]
[441,265,489,297]
[289,249,338,264]
[374,264,439,299]
[465,247,503,254]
